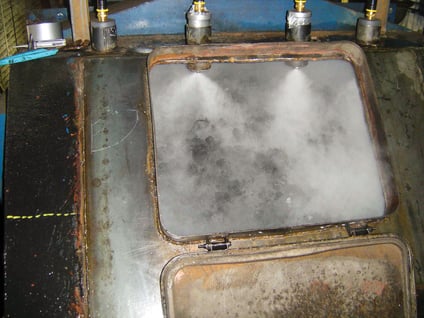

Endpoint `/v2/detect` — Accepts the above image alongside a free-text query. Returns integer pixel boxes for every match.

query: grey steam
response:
[149,60,385,238]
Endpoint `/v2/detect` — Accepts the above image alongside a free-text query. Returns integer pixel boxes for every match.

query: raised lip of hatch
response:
[146,41,399,243]
[160,235,416,318]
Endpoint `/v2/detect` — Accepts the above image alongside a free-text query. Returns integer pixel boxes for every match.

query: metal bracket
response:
[346,223,375,236]
[198,236,231,251]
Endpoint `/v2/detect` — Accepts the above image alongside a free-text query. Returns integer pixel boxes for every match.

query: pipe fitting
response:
[91,19,117,52]
[285,9,312,42]
[356,17,381,46]
[356,0,380,46]
[186,1,211,45]
[91,0,117,52]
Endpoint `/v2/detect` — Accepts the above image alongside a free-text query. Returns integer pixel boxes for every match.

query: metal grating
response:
[0,0,26,91]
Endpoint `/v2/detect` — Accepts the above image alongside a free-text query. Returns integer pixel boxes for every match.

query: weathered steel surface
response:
[82,43,420,317]
[83,56,187,317]
[3,37,424,317]
[366,48,424,285]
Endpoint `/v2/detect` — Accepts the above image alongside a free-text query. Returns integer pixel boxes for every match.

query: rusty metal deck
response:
[3,33,424,317]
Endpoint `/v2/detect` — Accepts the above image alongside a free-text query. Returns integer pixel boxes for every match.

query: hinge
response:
[198,236,231,251]
[345,223,375,236]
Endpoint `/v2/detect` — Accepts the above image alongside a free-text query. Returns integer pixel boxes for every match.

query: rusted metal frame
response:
[147,41,398,245]
[69,0,91,42]
[351,41,399,216]
[70,56,89,317]
[143,54,167,248]
[148,42,349,67]
[117,31,424,50]
[143,55,200,251]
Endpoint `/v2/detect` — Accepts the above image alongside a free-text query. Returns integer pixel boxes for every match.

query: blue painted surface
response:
[111,0,351,35]
[62,0,404,39]
[28,8,69,23]
[337,2,397,23]
[108,0,404,36]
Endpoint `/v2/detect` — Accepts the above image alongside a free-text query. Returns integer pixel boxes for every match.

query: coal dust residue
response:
[149,61,385,237]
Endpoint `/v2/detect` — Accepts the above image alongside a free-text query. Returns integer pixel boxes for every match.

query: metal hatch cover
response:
[161,236,416,318]
[147,42,397,241]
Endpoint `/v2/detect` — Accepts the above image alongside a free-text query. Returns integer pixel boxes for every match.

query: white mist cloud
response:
[149,60,385,237]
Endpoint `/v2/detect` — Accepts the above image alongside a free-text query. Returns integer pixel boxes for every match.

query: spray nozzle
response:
[285,60,308,69]
[355,0,380,45]
[186,61,212,72]
[185,0,211,44]
[286,0,311,42]
[91,0,117,52]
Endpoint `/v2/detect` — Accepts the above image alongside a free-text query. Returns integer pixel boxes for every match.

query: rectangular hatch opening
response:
[148,42,397,241]
[161,237,414,318]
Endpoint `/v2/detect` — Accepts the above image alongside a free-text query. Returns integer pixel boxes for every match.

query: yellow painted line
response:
[6,212,77,220]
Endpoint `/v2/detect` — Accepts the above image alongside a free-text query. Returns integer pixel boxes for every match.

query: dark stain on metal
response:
[4,57,85,316]
[366,48,424,284]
